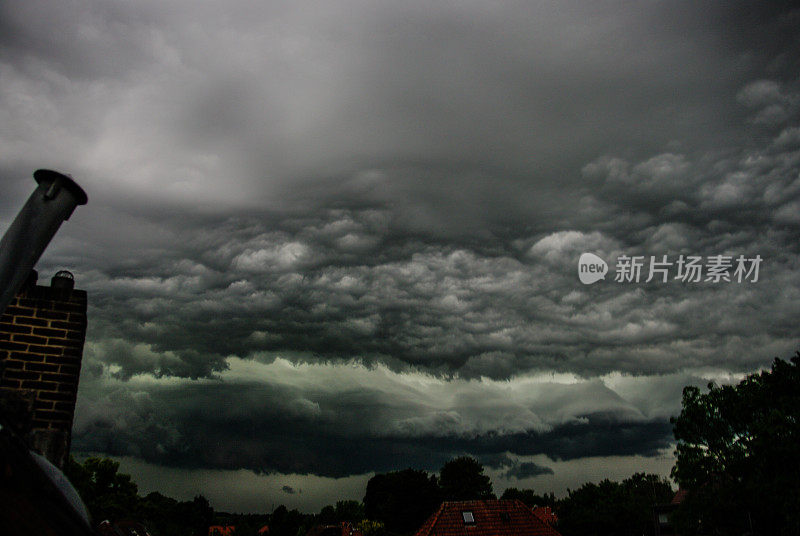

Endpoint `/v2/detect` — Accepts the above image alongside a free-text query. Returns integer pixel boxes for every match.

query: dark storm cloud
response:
[3,0,800,500]
[479,454,554,480]
[71,144,800,381]
[502,462,554,480]
[3,0,797,216]
[72,359,679,477]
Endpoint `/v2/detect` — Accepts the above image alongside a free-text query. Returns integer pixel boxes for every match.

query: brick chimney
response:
[0,269,87,468]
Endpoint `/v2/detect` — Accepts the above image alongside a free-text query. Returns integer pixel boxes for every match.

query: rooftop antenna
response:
[0,169,87,313]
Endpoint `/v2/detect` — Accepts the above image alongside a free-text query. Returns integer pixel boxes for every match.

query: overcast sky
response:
[2,0,799,514]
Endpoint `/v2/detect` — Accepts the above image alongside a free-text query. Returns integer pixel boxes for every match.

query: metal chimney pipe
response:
[0,170,88,313]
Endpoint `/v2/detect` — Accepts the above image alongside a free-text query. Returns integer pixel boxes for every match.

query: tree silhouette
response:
[557,473,673,536]
[65,456,138,523]
[671,352,800,535]
[65,456,214,535]
[438,456,494,501]
[363,469,441,534]
[500,487,556,509]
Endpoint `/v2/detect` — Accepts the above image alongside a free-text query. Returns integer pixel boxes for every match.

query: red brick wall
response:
[0,281,87,468]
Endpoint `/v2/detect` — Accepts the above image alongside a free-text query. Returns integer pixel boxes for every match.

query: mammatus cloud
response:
[42,70,794,382]
[74,138,800,380]
[737,79,800,126]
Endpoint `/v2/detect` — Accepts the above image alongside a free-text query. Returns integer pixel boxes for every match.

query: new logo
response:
[578,253,608,285]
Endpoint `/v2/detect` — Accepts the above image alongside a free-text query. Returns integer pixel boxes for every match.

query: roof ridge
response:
[414,499,562,536]
[417,501,446,536]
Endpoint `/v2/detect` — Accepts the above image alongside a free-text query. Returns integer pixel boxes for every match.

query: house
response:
[0,269,94,536]
[415,500,562,536]
[531,506,557,527]
[653,489,687,536]
[0,269,88,469]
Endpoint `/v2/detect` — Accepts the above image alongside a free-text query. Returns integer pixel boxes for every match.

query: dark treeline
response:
[361,462,673,536]
[65,454,672,536]
[64,457,213,536]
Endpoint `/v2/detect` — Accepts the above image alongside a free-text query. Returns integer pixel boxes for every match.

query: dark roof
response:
[415,500,562,536]
[671,489,688,505]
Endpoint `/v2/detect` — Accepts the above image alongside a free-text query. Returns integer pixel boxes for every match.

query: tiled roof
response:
[209,526,236,536]
[531,506,558,526]
[414,500,562,536]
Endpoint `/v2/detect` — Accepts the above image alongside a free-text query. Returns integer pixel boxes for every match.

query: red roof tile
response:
[531,506,558,526]
[209,526,236,536]
[415,500,562,536]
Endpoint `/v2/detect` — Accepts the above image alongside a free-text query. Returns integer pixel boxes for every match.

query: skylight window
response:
[462,511,475,525]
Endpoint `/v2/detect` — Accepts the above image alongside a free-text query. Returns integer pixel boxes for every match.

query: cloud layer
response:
[73,357,689,478]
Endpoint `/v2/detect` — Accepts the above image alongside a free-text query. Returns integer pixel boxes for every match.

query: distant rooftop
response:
[415,500,562,536]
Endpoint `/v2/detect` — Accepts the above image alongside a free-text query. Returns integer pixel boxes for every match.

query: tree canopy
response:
[500,487,557,509]
[65,456,213,536]
[556,473,673,536]
[317,500,365,526]
[363,468,441,534]
[438,456,494,501]
[65,456,139,524]
[671,352,800,535]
